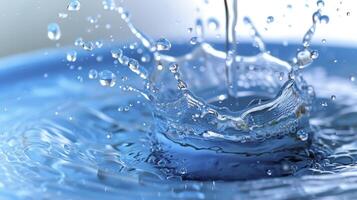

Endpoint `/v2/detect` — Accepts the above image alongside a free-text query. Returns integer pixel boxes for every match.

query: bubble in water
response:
[111,49,123,59]
[66,51,77,62]
[47,23,61,41]
[321,102,328,107]
[347,12,351,16]
[155,38,171,51]
[207,18,219,30]
[296,130,308,141]
[67,0,81,11]
[266,16,274,23]
[321,39,327,44]
[190,37,199,45]
[88,69,98,79]
[99,70,116,87]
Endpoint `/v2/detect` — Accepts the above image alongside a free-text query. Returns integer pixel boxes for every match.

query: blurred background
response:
[0,0,355,58]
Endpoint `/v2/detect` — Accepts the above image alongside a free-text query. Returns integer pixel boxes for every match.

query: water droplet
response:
[297,130,308,141]
[317,0,325,9]
[82,41,95,51]
[311,50,319,59]
[207,18,219,30]
[66,51,77,62]
[47,23,61,41]
[266,169,272,176]
[155,38,171,51]
[266,16,274,23]
[128,58,140,74]
[102,0,116,10]
[319,15,329,24]
[88,69,98,79]
[296,49,313,67]
[74,37,84,46]
[350,75,355,82]
[141,54,151,63]
[321,102,328,107]
[331,95,336,101]
[321,39,327,44]
[58,13,68,19]
[99,70,116,87]
[67,0,81,11]
[190,37,199,45]
[111,49,123,59]
[347,12,351,16]
[187,27,193,33]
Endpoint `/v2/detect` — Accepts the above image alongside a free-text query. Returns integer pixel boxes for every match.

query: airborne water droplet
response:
[67,0,81,11]
[207,18,219,31]
[317,0,325,9]
[190,37,199,45]
[266,16,274,23]
[111,49,123,59]
[47,23,61,41]
[99,70,116,87]
[88,69,98,79]
[66,51,77,62]
[296,130,308,141]
[155,38,171,51]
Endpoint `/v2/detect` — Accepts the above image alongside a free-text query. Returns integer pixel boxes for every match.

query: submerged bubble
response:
[66,51,77,62]
[155,38,171,51]
[88,69,98,79]
[67,0,81,11]
[99,70,116,87]
[47,23,61,41]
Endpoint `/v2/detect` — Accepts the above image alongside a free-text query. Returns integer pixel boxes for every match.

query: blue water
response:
[1,43,357,199]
